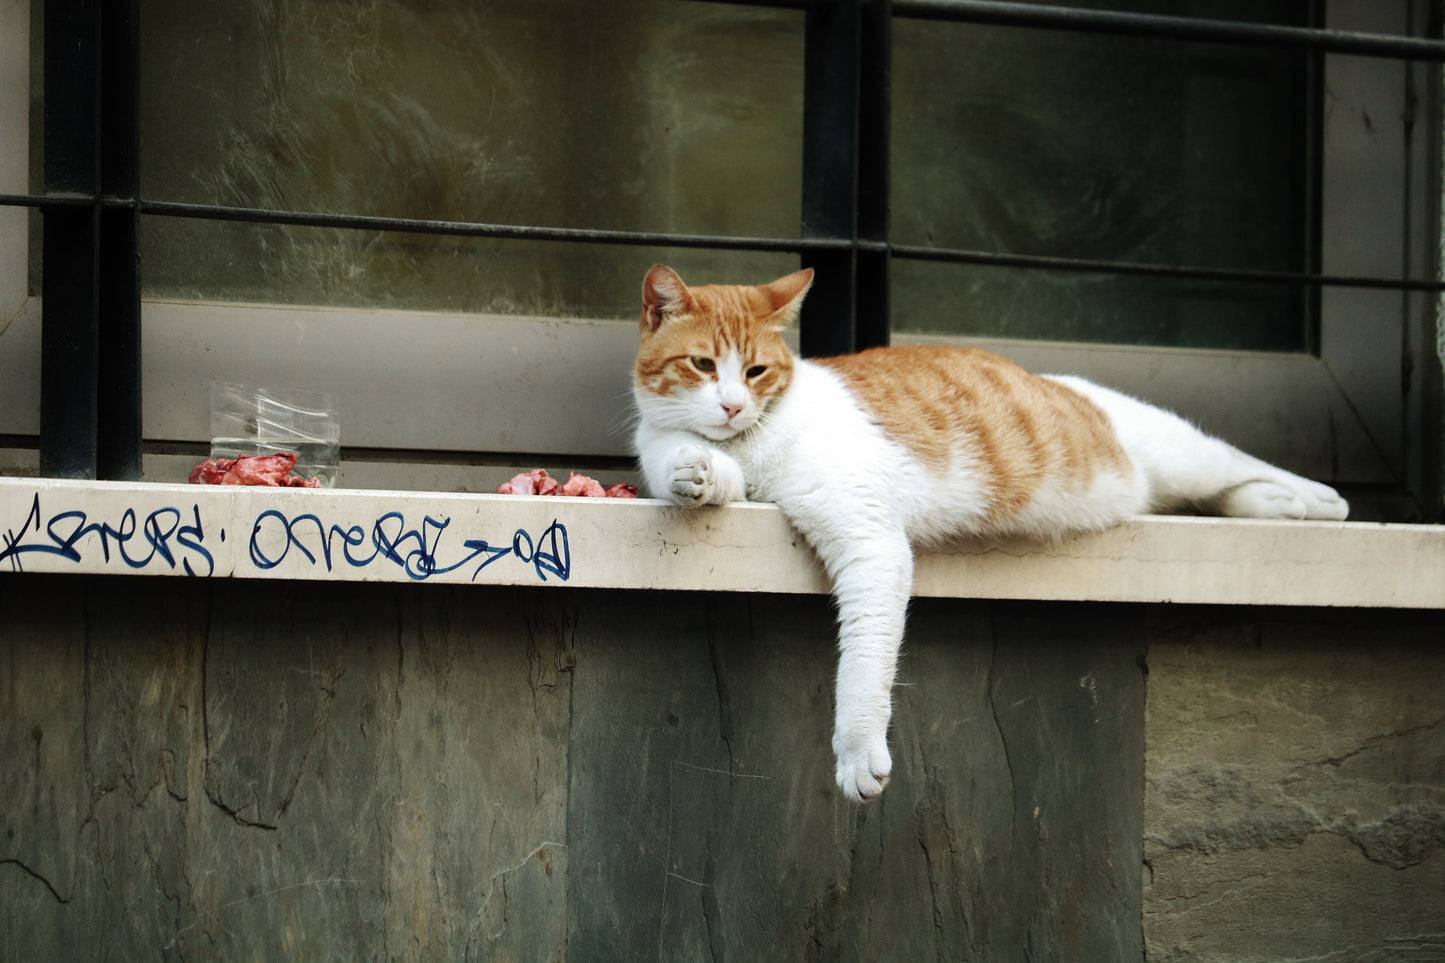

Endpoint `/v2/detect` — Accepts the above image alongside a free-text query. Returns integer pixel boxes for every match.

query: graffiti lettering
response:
[2,492,572,584]
[1,494,215,577]
[248,509,570,583]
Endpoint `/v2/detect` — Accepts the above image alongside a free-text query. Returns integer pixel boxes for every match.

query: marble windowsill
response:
[1,476,1441,609]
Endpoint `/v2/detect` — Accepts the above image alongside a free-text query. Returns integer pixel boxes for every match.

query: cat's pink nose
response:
[721,402,743,420]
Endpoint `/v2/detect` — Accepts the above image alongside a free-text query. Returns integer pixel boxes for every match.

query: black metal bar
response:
[11,193,1442,295]
[855,0,891,351]
[893,0,1445,61]
[799,0,861,357]
[10,192,1441,295]
[888,243,1445,294]
[97,0,143,481]
[1302,0,1326,356]
[676,0,834,7]
[40,0,101,480]
[40,208,101,479]
[0,192,853,253]
[0,192,98,209]
[135,199,855,255]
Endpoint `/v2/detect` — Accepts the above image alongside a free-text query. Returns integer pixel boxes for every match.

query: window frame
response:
[0,0,1440,515]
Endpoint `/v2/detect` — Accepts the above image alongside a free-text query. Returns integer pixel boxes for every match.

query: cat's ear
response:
[641,264,691,333]
[759,268,814,327]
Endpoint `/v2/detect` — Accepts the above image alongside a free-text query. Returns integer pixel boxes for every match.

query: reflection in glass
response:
[140,0,803,317]
[138,0,1315,350]
[139,216,800,322]
[891,1,1313,350]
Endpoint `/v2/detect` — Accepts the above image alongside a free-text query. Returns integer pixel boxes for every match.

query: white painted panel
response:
[0,297,40,434]
[133,300,1397,485]
[142,301,642,456]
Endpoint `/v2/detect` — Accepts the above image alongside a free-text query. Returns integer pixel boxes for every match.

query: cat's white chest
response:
[720,362,950,524]
[718,363,860,490]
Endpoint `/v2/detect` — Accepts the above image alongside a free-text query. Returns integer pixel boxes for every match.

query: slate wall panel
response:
[2,574,1149,960]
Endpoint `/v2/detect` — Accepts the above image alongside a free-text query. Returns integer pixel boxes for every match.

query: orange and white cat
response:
[631,264,1348,801]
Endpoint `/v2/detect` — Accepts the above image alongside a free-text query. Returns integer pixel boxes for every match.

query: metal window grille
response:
[3,0,1444,481]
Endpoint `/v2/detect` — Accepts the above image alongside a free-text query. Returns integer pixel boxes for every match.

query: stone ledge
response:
[1,476,1441,609]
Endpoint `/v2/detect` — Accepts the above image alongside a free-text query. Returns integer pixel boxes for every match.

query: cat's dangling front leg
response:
[638,427,746,506]
[809,524,915,802]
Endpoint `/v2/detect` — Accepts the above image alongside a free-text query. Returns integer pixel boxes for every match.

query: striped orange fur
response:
[819,345,1133,523]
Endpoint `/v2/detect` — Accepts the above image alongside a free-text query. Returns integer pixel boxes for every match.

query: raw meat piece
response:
[498,469,559,496]
[222,453,297,486]
[496,474,533,495]
[188,459,232,485]
[497,469,638,498]
[189,453,322,488]
[561,472,606,497]
[284,474,324,489]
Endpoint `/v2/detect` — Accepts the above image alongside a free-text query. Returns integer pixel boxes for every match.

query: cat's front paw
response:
[834,730,892,803]
[670,446,718,505]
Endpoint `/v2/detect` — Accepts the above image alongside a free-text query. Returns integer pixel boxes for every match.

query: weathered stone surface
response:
[1,576,573,960]
[1143,608,1445,963]
[564,595,1147,961]
[1,575,1144,959]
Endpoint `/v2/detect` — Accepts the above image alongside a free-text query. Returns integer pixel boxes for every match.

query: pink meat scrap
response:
[498,469,637,499]
[189,453,323,488]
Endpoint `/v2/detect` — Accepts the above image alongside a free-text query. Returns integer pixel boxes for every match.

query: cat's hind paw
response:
[834,733,892,803]
[1301,482,1349,521]
[1220,479,1349,521]
[1219,480,1308,519]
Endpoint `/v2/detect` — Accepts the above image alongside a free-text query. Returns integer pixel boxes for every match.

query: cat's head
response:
[633,264,812,442]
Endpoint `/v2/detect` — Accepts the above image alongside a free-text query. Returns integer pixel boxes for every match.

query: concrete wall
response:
[1,574,1441,960]
[1144,609,1445,962]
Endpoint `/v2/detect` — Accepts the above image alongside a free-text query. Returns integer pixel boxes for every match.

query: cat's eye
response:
[746,365,768,379]
[691,356,716,373]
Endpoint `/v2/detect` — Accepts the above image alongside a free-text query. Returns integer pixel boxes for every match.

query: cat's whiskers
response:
[642,395,709,433]
[609,386,644,438]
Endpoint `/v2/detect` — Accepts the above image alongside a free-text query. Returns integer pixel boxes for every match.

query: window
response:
[1,0,1440,518]
[892,1,1314,351]
[140,0,805,317]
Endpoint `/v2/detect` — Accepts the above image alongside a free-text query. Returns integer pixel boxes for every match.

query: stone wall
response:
[1,575,1144,961]
[1143,609,1445,962]
[1,573,1441,960]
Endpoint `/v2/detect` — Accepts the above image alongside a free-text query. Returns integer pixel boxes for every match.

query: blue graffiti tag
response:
[2,492,572,584]
[247,509,570,583]
[1,493,216,577]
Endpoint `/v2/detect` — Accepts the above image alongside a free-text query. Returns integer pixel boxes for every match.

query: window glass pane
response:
[137,216,798,320]
[891,1,1313,351]
[138,0,803,317]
